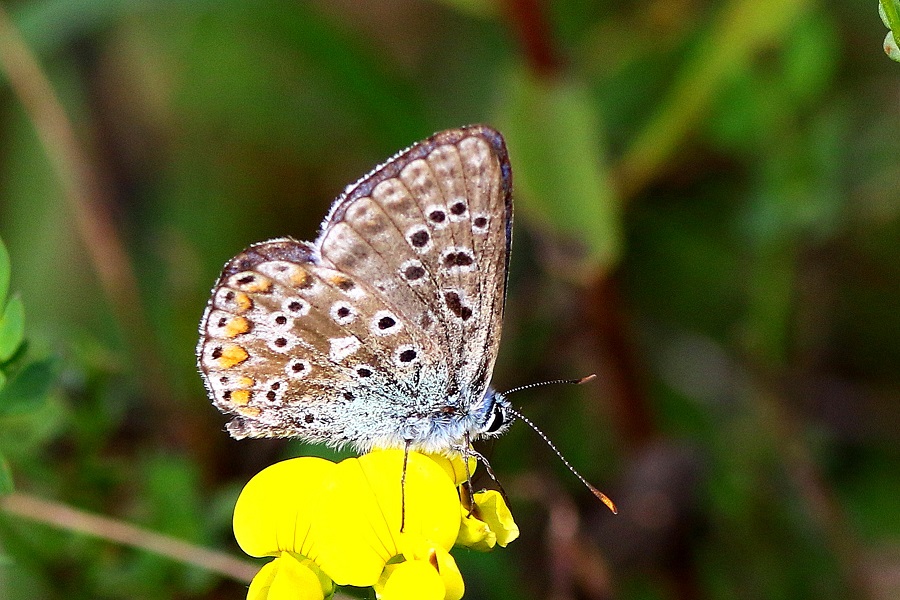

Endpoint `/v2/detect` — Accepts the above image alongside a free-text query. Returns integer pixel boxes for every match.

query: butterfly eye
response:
[482,402,509,435]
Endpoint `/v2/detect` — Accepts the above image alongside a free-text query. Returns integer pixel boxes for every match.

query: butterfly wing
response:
[197,126,512,449]
[317,125,512,409]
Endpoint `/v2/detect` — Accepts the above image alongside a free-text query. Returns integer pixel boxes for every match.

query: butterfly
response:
[197,125,516,456]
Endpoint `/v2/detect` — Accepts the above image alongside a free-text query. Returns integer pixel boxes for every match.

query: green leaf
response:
[0,296,25,363]
[881,0,900,32]
[498,67,622,277]
[0,238,9,308]
[0,453,13,495]
[0,357,58,418]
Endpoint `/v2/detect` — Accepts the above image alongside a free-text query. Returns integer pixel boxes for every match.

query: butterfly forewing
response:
[322,128,511,405]
[197,126,512,449]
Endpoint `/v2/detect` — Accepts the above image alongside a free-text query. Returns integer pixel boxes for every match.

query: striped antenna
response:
[503,374,617,514]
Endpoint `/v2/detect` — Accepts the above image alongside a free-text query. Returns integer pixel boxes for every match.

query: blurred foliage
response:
[0,236,57,496]
[0,0,897,599]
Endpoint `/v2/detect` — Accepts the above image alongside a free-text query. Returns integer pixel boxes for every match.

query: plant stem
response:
[0,492,258,583]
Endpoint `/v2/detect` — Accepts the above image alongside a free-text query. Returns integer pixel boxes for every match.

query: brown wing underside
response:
[197,126,512,439]
[318,126,512,397]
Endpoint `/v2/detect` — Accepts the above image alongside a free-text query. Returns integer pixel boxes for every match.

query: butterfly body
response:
[197,126,514,453]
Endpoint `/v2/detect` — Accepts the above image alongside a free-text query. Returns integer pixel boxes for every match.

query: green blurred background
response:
[0,0,898,598]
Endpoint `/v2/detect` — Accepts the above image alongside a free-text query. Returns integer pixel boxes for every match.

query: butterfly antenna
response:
[503,373,597,397]
[503,376,618,515]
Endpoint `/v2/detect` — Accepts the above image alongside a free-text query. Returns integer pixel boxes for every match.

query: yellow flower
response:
[233,450,517,600]
[456,490,520,551]
[314,451,461,585]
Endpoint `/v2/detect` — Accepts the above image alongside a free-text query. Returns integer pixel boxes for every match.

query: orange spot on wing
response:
[231,389,251,405]
[224,316,251,337]
[289,267,311,288]
[233,292,253,312]
[329,274,354,290]
[236,405,261,417]
[218,344,249,368]
[243,277,272,293]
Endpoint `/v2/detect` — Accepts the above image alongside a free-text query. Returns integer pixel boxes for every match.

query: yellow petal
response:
[456,506,497,551]
[473,490,519,547]
[295,555,335,599]
[246,559,278,600]
[374,563,401,595]
[432,546,465,600]
[247,553,333,600]
[395,535,464,600]
[314,450,462,587]
[396,531,435,561]
[426,452,477,486]
[375,561,445,600]
[233,457,335,558]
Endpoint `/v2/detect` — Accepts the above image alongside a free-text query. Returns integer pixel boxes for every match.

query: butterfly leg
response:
[456,442,512,514]
[451,435,492,518]
[462,434,476,517]
[466,448,511,506]
[400,439,411,533]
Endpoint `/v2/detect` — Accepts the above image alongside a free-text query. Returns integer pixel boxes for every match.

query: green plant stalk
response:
[618,0,811,197]
[0,492,257,582]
